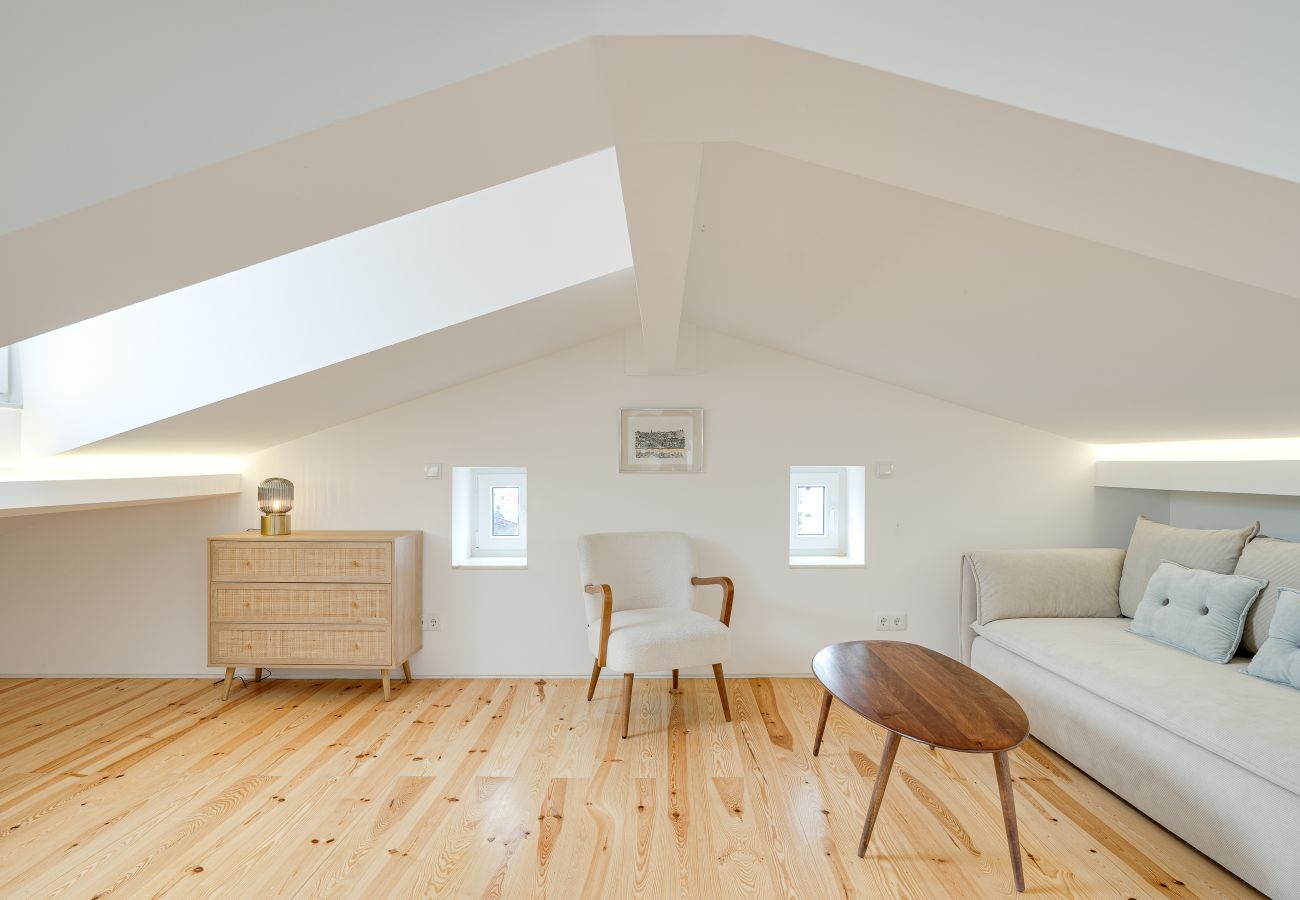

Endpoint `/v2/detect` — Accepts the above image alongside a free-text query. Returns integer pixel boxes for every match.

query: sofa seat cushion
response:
[588,607,731,673]
[972,617,1300,796]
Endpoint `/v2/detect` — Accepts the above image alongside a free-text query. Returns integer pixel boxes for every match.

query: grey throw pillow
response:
[1118,517,1258,617]
[1246,587,1300,689]
[1233,536,1300,655]
[1130,561,1264,663]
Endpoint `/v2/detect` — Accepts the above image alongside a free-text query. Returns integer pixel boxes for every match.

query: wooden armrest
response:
[584,583,613,666]
[692,575,735,626]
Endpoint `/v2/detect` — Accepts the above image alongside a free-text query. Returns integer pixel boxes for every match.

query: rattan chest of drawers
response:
[208,530,422,701]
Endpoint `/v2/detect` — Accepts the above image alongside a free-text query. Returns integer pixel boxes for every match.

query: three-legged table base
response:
[813,689,1025,893]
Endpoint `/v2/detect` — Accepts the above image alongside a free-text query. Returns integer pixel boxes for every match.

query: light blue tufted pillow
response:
[1246,587,1300,689]
[1129,560,1265,663]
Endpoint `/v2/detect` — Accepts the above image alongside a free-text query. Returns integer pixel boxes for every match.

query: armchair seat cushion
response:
[589,607,731,673]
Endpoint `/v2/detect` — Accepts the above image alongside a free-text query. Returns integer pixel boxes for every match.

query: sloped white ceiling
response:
[2,28,1297,457]
[683,144,1300,443]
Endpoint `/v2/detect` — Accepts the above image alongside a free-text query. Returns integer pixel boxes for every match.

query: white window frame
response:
[472,468,527,557]
[790,467,847,556]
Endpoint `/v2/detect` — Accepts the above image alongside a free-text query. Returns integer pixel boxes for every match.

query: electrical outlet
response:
[423,615,441,631]
[876,612,907,632]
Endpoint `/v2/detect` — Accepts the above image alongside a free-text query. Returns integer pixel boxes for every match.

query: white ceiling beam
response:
[616,142,703,375]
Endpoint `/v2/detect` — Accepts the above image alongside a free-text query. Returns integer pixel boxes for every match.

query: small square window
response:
[453,467,527,567]
[790,466,866,567]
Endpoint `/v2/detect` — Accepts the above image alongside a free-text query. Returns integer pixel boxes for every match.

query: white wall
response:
[0,495,241,675]
[0,330,1112,676]
[1170,491,1300,542]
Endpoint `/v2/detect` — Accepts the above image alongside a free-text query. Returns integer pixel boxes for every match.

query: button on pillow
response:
[1129,560,1265,663]
[1246,587,1300,690]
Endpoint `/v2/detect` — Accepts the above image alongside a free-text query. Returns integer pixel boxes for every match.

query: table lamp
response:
[257,477,294,535]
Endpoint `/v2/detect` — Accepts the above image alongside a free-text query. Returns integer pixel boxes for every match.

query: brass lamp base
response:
[260,513,291,536]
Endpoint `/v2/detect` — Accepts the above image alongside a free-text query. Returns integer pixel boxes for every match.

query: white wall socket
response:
[423,615,441,631]
[876,613,907,632]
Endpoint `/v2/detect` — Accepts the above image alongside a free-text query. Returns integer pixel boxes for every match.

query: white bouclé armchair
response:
[578,532,735,738]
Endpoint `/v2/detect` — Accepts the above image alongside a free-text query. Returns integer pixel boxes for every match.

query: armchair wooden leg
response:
[712,663,731,722]
[620,673,635,739]
[672,669,679,691]
[221,667,235,701]
[587,658,602,701]
[401,660,412,683]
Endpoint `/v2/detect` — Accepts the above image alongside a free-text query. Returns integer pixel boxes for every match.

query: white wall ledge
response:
[452,557,528,570]
[1095,460,1300,497]
[0,473,240,518]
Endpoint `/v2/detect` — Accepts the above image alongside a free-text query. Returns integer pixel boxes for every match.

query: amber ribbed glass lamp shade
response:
[257,477,294,535]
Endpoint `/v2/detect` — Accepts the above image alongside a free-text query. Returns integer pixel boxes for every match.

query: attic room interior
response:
[2,3,1299,898]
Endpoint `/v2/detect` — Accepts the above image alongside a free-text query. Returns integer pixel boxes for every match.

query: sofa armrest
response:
[959,548,1126,663]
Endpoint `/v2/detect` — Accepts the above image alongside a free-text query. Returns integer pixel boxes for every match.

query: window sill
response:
[453,557,527,569]
[789,556,864,569]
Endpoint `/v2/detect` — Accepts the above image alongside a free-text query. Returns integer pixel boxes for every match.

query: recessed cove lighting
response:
[1091,438,1300,462]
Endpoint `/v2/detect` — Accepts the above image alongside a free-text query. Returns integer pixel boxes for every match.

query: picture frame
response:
[619,408,704,473]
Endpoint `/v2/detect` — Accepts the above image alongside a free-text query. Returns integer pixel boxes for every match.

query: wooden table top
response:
[811,640,1028,753]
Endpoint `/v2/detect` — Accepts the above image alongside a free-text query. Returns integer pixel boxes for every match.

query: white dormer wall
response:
[0,329,1163,677]
[16,150,631,458]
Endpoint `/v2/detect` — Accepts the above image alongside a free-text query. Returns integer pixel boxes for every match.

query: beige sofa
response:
[961,548,1300,900]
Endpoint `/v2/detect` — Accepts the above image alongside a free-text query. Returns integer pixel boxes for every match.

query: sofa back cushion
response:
[1245,587,1300,689]
[966,548,1124,626]
[1233,536,1300,655]
[1118,517,1258,617]
[1130,561,1264,663]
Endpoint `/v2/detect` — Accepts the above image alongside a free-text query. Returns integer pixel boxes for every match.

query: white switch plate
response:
[424,463,443,479]
[875,612,907,632]
[875,461,895,478]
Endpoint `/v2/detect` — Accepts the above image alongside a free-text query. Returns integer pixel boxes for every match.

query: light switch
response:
[424,463,443,479]
[875,461,895,478]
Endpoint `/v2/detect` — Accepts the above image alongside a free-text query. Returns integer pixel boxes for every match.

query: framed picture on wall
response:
[619,408,704,473]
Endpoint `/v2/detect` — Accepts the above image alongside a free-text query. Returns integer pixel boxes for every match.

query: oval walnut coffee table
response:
[811,640,1031,892]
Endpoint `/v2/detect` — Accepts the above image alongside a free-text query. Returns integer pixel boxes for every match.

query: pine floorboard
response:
[0,675,1261,899]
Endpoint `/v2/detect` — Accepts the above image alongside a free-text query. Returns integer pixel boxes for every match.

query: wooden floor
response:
[0,676,1259,899]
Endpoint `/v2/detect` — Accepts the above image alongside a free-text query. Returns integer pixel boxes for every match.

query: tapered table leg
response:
[813,690,833,756]
[221,667,235,701]
[253,667,264,683]
[858,730,901,857]
[586,658,602,701]
[994,750,1025,892]
[672,669,679,691]
[381,668,391,701]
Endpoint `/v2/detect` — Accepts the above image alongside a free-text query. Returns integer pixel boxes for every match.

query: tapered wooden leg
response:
[253,667,264,683]
[381,669,391,702]
[712,663,731,722]
[587,659,602,701]
[221,667,235,701]
[672,669,679,690]
[813,689,833,756]
[620,673,635,739]
[858,730,901,857]
[401,660,412,684]
[994,750,1026,892]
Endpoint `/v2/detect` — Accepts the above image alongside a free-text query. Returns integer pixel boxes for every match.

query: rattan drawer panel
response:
[211,542,391,582]
[212,626,390,666]
[211,584,390,623]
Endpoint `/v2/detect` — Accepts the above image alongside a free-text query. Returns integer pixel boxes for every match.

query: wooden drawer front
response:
[213,626,390,666]
[211,542,391,582]
[212,584,390,623]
